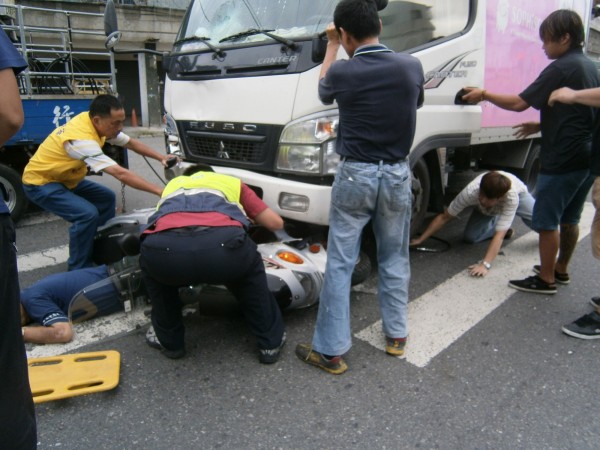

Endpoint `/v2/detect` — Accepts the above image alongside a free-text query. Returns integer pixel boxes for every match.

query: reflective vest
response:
[147,172,250,229]
[22,112,105,188]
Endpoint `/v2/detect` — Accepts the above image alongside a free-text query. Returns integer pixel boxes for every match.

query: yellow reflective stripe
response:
[156,187,228,209]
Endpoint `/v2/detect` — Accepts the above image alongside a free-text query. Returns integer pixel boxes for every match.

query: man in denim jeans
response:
[22,94,170,271]
[295,0,424,374]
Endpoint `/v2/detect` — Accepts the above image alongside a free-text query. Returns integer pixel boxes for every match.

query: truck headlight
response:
[276,114,339,175]
[163,112,182,156]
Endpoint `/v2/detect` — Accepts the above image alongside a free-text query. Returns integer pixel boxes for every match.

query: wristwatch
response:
[479,260,492,270]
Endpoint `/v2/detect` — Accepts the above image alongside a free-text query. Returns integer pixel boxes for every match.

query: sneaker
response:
[508,275,557,294]
[562,312,600,339]
[258,332,287,364]
[295,343,348,375]
[532,265,570,285]
[145,326,186,359]
[590,297,600,309]
[385,336,407,358]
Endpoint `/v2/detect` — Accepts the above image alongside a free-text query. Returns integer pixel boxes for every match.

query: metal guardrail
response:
[114,0,190,9]
[0,3,117,96]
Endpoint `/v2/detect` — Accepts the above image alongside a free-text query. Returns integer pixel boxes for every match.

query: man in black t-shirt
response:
[462,10,598,295]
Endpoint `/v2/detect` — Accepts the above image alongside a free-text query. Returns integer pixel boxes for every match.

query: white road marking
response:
[17,211,61,228]
[17,245,69,272]
[26,309,150,359]
[22,203,596,363]
[355,202,595,368]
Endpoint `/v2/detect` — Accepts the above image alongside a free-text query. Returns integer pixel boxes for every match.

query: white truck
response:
[107,0,596,235]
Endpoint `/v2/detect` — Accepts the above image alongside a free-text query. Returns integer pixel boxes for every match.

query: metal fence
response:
[115,0,190,8]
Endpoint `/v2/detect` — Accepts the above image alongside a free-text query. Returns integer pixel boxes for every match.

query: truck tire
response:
[411,157,430,236]
[351,250,372,286]
[516,143,541,196]
[0,165,28,223]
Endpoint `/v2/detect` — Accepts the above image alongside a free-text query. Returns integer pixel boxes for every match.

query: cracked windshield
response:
[177,0,470,52]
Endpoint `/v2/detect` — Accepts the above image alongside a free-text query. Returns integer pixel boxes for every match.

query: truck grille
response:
[186,134,263,163]
[179,121,284,170]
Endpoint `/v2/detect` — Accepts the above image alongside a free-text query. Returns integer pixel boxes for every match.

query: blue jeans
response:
[463,191,536,243]
[312,160,411,356]
[23,179,115,270]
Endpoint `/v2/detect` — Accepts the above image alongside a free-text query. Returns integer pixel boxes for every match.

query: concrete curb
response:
[123,127,164,138]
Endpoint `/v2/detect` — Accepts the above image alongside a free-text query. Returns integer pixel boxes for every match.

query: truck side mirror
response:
[104,0,119,36]
[312,32,328,63]
[104,0,122,50]
[375,0,389,10]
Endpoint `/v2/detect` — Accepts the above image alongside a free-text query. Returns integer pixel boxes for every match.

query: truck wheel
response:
[0,165,28,223]
[351,250,372,285]
[411,158,430,236]
[516,143,540,196]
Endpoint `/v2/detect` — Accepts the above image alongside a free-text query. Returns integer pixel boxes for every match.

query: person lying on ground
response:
[20,258,140,344]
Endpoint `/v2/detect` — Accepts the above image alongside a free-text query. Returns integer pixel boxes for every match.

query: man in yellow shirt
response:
[22,94,169,270]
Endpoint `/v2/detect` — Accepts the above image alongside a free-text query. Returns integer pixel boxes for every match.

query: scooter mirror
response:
[104,0,119,36]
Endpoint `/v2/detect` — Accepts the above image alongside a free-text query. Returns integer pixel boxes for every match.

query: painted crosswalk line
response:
[18,245,69,272]
[355,202,595,368]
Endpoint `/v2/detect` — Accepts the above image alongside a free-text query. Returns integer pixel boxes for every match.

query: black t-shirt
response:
[319,44,424,162]
[520,48,599,174]
[592,115,600,176]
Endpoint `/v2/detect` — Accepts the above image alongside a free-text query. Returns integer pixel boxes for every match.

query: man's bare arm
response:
[462,87,530,112]
[320,23,341,80]
[22,322,73,344]
[549,86,600,107]
[126,137,172,166]
[103,164,163,196]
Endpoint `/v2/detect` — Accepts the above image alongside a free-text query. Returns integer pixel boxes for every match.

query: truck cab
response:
[159,0,594,235]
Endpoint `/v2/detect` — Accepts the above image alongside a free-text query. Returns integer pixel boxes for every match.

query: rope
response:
[410,235,451,253]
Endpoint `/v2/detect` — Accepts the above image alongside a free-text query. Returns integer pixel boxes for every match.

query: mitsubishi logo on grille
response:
[217,141,230,159]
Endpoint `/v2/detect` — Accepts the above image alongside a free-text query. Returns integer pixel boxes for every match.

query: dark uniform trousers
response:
[140,226,284,351]
[0,214,37,448]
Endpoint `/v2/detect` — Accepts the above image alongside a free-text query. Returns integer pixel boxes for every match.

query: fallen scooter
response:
[81,208,328,315]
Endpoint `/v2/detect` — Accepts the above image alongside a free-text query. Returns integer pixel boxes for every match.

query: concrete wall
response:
[12,0,186,53]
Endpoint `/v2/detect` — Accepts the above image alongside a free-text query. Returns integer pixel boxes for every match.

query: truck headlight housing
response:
[163,112,182,157]
[276,113,339,175]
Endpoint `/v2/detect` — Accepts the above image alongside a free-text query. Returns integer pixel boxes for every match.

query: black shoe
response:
[562,312,600,339]
[145,326,186,359]
[508,275,557,294]
[532,265,570,285]
[591,297,600,309]
[258,332,286,364]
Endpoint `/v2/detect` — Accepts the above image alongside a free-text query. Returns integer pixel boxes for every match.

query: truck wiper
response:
[173,35,225,58]
[219,28,297,50]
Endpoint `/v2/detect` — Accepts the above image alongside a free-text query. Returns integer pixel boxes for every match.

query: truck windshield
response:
[177,0,338,50]
[177,0,470,52]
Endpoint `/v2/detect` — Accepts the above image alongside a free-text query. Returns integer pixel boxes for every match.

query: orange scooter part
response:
[28,350,120,403]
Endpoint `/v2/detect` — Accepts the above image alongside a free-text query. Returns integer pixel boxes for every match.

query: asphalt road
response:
[16,134,600,449]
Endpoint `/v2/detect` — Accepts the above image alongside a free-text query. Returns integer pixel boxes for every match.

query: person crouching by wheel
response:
[139,164,286,363]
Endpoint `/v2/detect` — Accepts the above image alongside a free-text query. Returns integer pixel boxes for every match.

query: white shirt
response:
[64,132,130,173]
[447,171,528,231]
